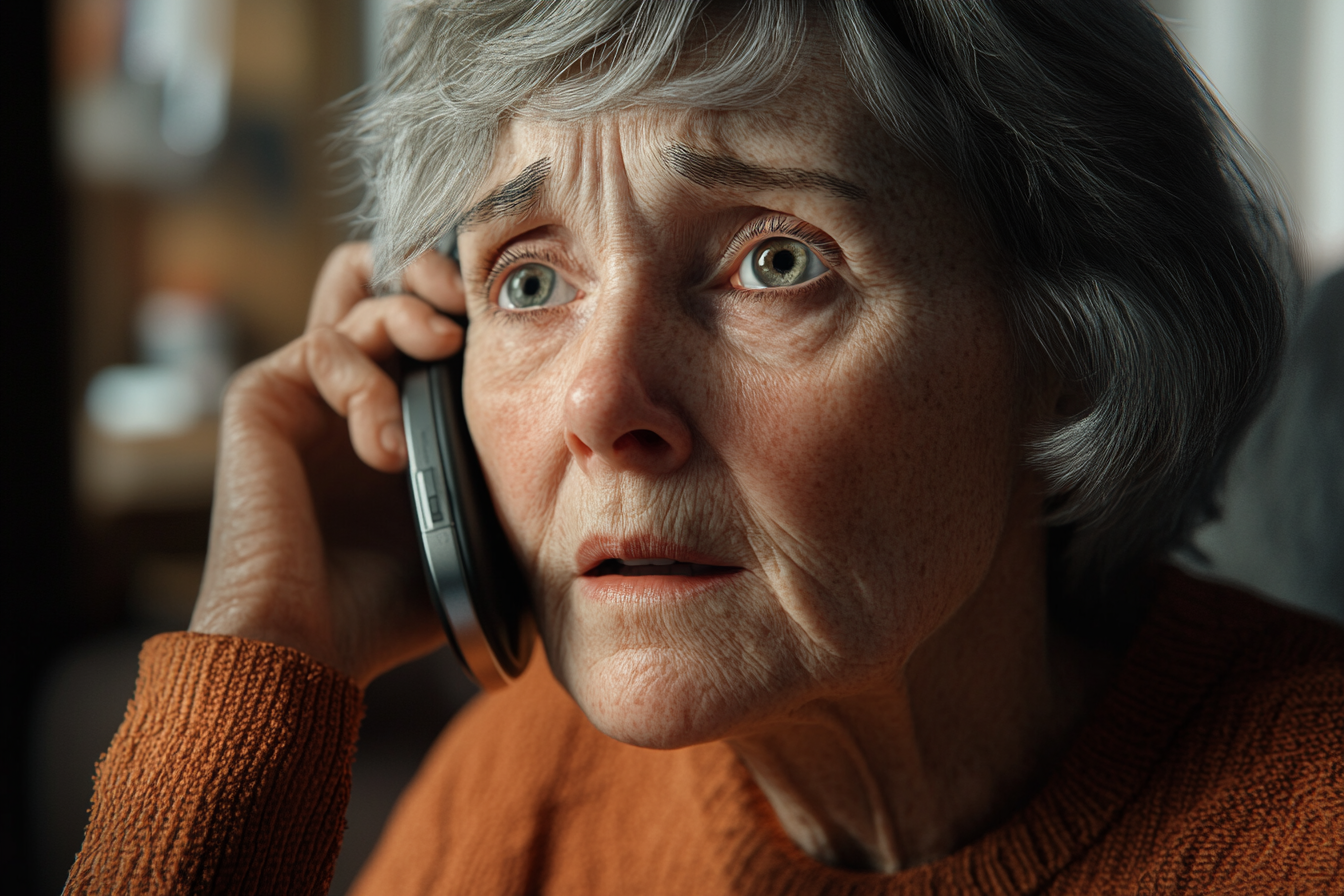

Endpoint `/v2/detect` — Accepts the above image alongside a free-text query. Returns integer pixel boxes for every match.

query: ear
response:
[1052,378,1089,420]
[1025,367,1088,431]
[1016,371,1085,508]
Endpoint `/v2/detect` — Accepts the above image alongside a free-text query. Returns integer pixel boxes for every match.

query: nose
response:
[563,347,693,478]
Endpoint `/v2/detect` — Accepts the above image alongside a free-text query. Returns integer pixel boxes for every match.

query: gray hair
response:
[345,0,1295,604]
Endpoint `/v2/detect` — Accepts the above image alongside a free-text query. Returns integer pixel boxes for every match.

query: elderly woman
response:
[67,1,1342,894]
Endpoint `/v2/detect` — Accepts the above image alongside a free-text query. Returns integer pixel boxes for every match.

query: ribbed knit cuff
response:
[64,632,365,896]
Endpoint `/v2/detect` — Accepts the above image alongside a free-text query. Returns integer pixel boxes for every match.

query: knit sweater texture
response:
[66,570,1344,894]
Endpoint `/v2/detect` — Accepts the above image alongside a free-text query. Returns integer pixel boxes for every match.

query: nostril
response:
[631,429,666,449]
[614,429,668,453]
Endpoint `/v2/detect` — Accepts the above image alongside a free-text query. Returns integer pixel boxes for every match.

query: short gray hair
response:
[345,0,1295,604]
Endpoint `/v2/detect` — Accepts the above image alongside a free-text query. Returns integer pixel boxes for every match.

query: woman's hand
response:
[189,242,464,686]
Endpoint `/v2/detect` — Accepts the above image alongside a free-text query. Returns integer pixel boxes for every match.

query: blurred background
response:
[1,1,1340,893]
[5,2,479,894]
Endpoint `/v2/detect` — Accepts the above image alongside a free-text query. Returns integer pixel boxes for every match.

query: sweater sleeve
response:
[63,631,364,896]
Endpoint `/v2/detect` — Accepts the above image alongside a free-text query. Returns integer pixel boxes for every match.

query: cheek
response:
[710,296,1022,665]
[462,333,569,568]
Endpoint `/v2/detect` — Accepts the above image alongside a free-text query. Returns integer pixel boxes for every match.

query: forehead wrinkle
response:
[581,116,640,229]
[536,115,661,255]
[662,142,867,203]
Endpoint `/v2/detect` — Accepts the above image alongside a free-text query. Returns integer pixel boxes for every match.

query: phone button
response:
[416,468,449,531]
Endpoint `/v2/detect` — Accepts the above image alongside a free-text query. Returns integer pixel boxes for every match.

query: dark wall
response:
[1,3,72,893]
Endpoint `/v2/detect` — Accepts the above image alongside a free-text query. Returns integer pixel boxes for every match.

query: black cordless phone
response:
[401,346,535,688]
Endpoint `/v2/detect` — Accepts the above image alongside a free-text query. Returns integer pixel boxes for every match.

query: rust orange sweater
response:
[67,571,1344,894]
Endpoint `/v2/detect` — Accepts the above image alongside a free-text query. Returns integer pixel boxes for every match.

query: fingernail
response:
[429,315,455,335]
[381,422,404,457]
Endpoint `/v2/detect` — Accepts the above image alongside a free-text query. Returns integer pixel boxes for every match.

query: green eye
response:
[502,264,559,309]
[738,237,827,289]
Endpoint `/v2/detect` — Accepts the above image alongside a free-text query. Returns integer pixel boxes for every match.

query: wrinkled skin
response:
[192,43,1110,871]
[462,98,1027,735]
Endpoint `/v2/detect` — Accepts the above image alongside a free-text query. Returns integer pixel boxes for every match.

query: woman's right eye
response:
[498,262,578,310]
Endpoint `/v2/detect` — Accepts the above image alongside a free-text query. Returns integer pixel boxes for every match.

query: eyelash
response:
[721,215,843,275]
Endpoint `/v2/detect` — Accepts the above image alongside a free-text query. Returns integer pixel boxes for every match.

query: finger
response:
[308,242,374,331]
[402,249,467,315]
[336,295,464,362]
[303,327,407,471]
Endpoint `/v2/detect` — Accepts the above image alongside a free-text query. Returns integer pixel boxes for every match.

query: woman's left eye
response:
[736,237,828,290]
[498,262,578,310]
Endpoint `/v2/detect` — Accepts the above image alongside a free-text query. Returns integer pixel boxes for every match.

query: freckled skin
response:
[450,43,1094,871]
[463,106,1016,725]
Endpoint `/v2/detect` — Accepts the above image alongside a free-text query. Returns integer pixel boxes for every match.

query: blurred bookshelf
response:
[30,3,367,890]
[30,7,476,895]
[56,0,363,627]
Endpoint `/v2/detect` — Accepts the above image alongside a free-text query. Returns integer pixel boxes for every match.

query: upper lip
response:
[575,535,741,576]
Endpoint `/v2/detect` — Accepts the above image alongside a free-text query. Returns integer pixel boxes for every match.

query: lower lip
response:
[578,569,743,603]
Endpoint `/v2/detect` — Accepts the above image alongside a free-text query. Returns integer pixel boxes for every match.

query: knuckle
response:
[223,358,269,401]
[349,378,394,418]
[358,295,392,317]
[304,325,335,350]
[385,294,423,322]
[304,327,350,371]
[219,355,285,418]
[335,299,380,337]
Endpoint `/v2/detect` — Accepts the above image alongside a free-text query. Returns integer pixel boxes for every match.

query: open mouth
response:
[585,558,741,577]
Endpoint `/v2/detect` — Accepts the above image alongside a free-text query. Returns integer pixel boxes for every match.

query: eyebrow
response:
[456,158,552,230]
[663,143,867,202]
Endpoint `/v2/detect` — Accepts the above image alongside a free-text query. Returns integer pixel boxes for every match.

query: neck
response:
[727,512,1118,871]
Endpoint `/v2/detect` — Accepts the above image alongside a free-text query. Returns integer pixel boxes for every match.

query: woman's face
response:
[455,56,1037,748]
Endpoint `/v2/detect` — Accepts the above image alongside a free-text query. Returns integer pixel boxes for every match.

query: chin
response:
[558,645,779,750]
